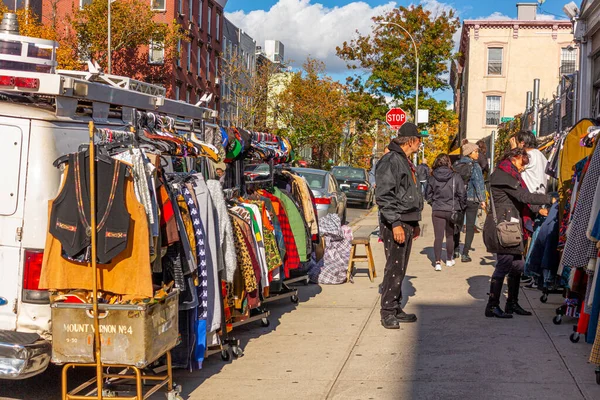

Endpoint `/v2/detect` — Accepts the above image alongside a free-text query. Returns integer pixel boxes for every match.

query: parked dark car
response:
[331,166,375,209]
[291,167,347,224]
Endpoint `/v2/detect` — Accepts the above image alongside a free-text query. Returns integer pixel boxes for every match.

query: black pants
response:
[488,254,524,308]
[380,221,414,319]
[432,210,455,262]
[493,254,524,279]
[454,201,479,256]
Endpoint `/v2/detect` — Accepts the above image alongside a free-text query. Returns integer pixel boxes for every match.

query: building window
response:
[216,12,221,38]
[176,39,181,67]
[215,56,219,77]
[178,0,183,14]
[148,40,165,64]
[187,41,192,70]
[487,47,503,75]
[175,85,181,100]
[485,96,501,126]
[198,0,203,28]
[80,0,92,8]
[186,88,191,103]
[206,51,211,80]
[151,0,165,11]
[561,47,577,75]
[197,47,201,76]
[208,7,212,36]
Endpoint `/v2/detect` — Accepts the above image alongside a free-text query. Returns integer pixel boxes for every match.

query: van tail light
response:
[315,197,331,205]
[15,77,40,89]
[0,75,15,86]
[357,184,369,191]
[22,249,49,304]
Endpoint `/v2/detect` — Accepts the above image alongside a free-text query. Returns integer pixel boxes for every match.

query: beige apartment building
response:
[451,3,574,141]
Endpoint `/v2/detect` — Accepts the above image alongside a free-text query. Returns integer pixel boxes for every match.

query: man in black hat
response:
[375,122,425,329]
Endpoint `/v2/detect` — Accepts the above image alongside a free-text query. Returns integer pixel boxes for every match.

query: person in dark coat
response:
[426,154,466,271]
[416,161,430,195]
[483,148,555,318]
[375,123,425,329]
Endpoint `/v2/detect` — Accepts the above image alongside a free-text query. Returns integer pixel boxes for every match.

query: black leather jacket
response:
[375,141,423,227]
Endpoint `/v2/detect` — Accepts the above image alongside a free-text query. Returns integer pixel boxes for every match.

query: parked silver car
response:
[291,167,348,224]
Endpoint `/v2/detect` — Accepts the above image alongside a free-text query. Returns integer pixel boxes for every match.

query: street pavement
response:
[346,205,372,225]
[2,205,600,399]
[176,205,600,400]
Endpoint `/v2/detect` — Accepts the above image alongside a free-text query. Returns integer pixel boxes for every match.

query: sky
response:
[224,0,570,104]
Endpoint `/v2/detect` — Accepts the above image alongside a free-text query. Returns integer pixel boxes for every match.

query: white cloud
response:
[226,0,397,74]
[476,11,512,21]
[536,13,558,21]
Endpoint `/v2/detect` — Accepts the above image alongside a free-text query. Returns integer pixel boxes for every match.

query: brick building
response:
[41,0,226,110]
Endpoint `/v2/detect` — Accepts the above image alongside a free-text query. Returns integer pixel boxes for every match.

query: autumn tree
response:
[0,6,79,70]
[423,115,459,165]
[220,50,288,130]
[277,57,346,169]
[336,4,460,127]
[341,80,387,168]
[67,0,183,85]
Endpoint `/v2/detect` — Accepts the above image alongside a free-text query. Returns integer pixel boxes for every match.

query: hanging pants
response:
[380,221,415,319]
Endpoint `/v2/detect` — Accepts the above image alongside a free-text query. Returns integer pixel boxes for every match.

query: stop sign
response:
[386,108,407,130]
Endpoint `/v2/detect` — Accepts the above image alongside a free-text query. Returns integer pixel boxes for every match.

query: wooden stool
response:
[347,237,376,283]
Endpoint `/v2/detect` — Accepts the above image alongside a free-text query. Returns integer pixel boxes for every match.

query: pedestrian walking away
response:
[453,142,486,263]
[416,160,430,196]
[375,123,425,329]
[483,148,555,318]
[426,154,466,271]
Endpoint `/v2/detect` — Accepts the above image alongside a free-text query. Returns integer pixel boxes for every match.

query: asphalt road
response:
[345,204,374,225]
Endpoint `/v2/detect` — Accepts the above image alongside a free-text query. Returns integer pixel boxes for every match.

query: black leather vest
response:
[49,151,131,264]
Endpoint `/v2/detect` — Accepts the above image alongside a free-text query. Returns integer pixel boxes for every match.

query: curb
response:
[349,207,377,229]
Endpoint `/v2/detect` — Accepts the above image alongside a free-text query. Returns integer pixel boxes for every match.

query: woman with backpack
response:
[453,142,487,263]
[426,154,467,271]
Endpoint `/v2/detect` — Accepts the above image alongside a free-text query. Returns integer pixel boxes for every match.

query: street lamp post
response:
[378,21,420,127]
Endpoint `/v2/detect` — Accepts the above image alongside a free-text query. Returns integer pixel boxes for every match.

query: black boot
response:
[506,274,532,316]
[485,277,513,318]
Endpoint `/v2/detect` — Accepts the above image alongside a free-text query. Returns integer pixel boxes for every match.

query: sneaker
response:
[524,281,539,290]
[446,259,455,267]
[520,276,533,284]
[453,250,460,259]
[461,254,472,263]
[435,263,442,271]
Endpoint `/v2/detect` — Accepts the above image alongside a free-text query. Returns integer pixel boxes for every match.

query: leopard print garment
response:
[231,216,258,293]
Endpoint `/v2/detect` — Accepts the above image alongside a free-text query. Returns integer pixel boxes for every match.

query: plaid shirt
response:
[259,190,300,278]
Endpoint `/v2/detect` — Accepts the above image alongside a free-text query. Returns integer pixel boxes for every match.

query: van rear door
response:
[0,119,30,331]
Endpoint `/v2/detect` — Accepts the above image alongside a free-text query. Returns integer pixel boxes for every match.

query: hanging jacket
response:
[483,168,552,255]
[49,152,130,264]
[425,166,466,212]
[375,140,423,226]
[273,187,309,262]
[206,180,237,283]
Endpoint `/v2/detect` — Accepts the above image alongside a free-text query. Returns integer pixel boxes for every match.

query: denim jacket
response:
[458,156,486,203]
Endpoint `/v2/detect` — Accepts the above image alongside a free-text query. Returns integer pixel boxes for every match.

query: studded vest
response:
[49,151,131,264]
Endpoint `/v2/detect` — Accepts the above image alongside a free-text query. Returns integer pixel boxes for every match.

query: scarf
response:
[497,159,533,239]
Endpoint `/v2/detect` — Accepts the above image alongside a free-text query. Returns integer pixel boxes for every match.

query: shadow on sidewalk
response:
[174,281,324,397]
[467,275,492,301]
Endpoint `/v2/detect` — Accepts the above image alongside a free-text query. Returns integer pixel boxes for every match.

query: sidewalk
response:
[175,206,600,400]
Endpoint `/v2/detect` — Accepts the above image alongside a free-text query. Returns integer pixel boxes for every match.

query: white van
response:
[0,20,216,379]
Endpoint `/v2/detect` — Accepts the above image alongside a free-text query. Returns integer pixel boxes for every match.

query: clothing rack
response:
[58,122,181,400]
